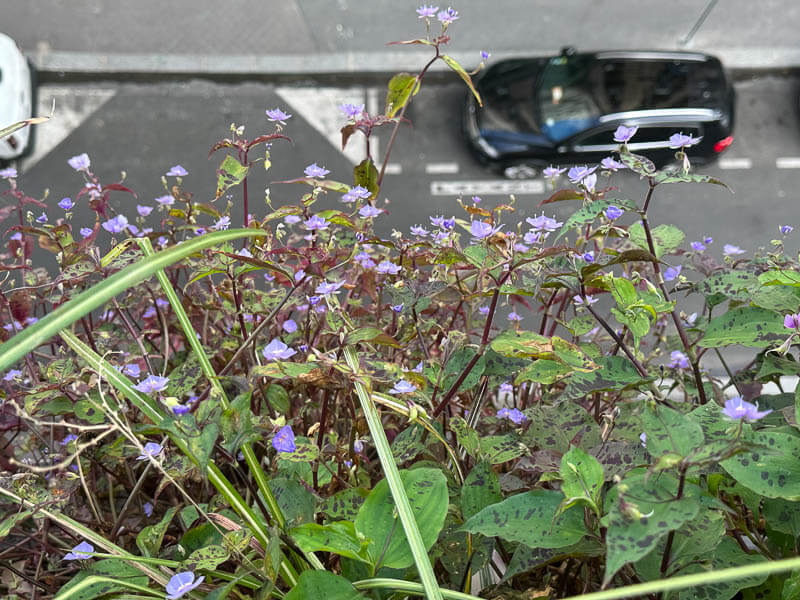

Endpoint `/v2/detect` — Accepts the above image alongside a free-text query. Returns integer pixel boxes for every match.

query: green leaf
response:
[652,170,732,191]
[290,521,370,563]
[284,571,364,600]
[320,488,367,522]
[0,510,32,540]
[344,327,401,348]
[641,403,705,459]
[441,54,482,106]
[479,434,526,464]
[699,306,787,348]
[277,439,320,463]
[490,329,554,358]
[385,73,418,117]
[165,354,204,398]
[504,538,604,581]
[461,462,502,521]
[181,544,230,571]
[354,467,448,570]
[462,244,488,268]
[73,399,106,424]
[629,222,685,258]
[678,537,767,600]
[522,402,602,452]
[698,270,760,303]
[136,505,179,557]
[354,158,378,199]
[184,423,219,473]
[391,424,428,463]
[763,498,800,536]
[250,361,319,379]
[721,431,800,499]
[266,384,290,413]
[604,473,701,584]
[619,149,656,176]
[760,270,800,287]
[269,476,316,528]
[55,560,151,600]
[515,359,573,385]
[215,154,249,200]
[559,356,647,401]
[450,416,480,457]
[461,489,585,549]
[555,198,638,240]
[609,276,638,307]
[560,446,604,510]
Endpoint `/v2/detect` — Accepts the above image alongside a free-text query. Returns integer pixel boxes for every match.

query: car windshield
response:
[476,60,545,138]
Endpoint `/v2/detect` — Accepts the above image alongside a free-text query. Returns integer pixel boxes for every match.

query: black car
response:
[464,49,735,178]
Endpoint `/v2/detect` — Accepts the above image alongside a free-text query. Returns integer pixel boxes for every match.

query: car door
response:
[568,124,704,167]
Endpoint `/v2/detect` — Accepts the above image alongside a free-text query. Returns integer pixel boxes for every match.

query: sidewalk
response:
[5,0,800,78]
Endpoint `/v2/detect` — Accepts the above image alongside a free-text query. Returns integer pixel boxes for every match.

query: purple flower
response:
[303,215,329,231]
[315,280,345,296]
[359,205,383,218]
[262,339,297,361]
[497,407,527,424]
[355,252,376,269]
[640,432,647,448]
[304,163,330,178]
[668,351,690,369]
[63,541,94,561]
[691,241,706,252]
[68,153,91,171]
[601,157,625,171]
[478,305,490,315]
[102,215,129,234]
[499,382,513,394]
[136,442,163,461]
[133,375,169,394]
[155,194,174,206]
[704,236,713,244]
[722,396,772,422]
[266,108,292,124]
[79,227,93,238]
[410,225,429,236]
[0,167,17,179]
[437,7,459,24]
[567,165,597,183]
[272,425,296,453]
[294,269,306,282]
[172,404,191,415]
[341,185,371,203]
[669,132,702,149]
[471,220,502,240]
[507,312,523,322]
[166,165,188,177]
[613,125,638,143]
[543,165,567,179]
[523,230,541,245]
[284,214,302,224]
[279,319,297,334]
[582,251,594,263]
[339,104,365,120]
[480,50,490,60]
[784,313,800,330]
[166,572,205,600]
[605,205,624,220]
[574,294,598,305]
[376,260,402,275]
[780,225,793,235]
[412,361,424,373]
[443,217,456,230]
[430,215,448,228]
[416,4,438,18]
[122,364,141,378]
[472,196,482,204]
[143,502,153,517]
[2,369,22,381]
[724,244,745,256]
[390,379,417,394]
[663,265,682,281]
[212,216,231,230]
[582,173,598,193]
[60,434,78,446]
[391,303,404,313]
[58,197,74,210]
[36,212,48,224]
[136,204,153,217]
[526,214,563,232]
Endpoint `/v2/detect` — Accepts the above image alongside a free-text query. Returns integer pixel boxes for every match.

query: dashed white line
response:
[425,162,460,175]
[381,163,403,175]
[718,157,752,169]
[430,179,544,196]
[776,157,800,169]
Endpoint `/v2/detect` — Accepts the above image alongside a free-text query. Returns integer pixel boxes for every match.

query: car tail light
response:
[713,136,733,153]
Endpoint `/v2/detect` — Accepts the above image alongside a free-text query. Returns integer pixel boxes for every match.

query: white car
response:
[0,32,34,161]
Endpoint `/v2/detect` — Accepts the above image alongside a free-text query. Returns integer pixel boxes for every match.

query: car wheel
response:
[502,164,540,179]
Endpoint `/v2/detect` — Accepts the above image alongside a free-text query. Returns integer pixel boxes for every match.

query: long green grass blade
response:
[53,576,161,600]
[354,578,477,599]
[343,346,443,600]
[0,229,260,372]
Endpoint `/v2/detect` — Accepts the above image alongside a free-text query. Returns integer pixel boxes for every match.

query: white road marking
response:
[776,157,800,169]
[275,86,367,165]
[19,86,117,173]
[430,179,544,196]
[381,163,402,175]
[718,157,752,169]
[425,162,459,174]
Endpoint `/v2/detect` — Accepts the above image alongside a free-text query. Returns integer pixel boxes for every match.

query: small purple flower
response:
[143,502,153,517]
[704,236,713,244]
[471,220,503,240]
[784,313,800,330]
[497,407,527,424]
[36,212,48,224]
[416,5,438,18]
[122,364,141,378]
[376,260,402,275]
[155,194,174,206]
[172,404,191,415]
[281,319,298,334]
[724,244,745,256]
[478,305,490,315]
[68,153,91,171]
[663,265,682,281]
[640,432,647,448]
[272,425,296,453]
[262,339,297,361]
[582,251,594,263]
[480,50,490,60]
[303,214,329,231]
[668,133,702,149]
[722,396,772,422]
[284,214,302,224]
[136,204,153,217]
[355,252,376,269]
[543,165,567,179]
[63,541,94,561]
[0,167,17,179]
[668,351,690,369]
[523,230,541,245]
[339,104,365,120]
[443,217,456,230]
[294,269,306,282]
[315,280,345,295]
[166,165,188,177]
[102,215,129,234]
[359,205,383,218]
[391,303,404,313]
[601,157,625,171]
[605,205,624,220]
[437,7,459,24]
[410,225,429,236]
[691,241,706,252]
[430,215,448,228]
[136,442,163,461]
[353,439,364,453]
[780,225,793,235]
[412,361,424,373]
[2,369,22,381]
[613,125,638,143]
[165,572,205,600]
[526,214,563,232]
[304,163,330,178]
[507,312,523,322]
[61,433,78,445]
[133,375,169,394]
[58,197,74,210]
[80,227,93,238]
[390,379,417,394]
[341,185,371,203]
[574,294,598,305]
[212,216,231,230]
[567,165,597,183]
[499,382,513,394]
[266,108,292,124]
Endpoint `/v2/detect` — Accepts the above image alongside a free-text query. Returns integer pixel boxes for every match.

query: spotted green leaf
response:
[136,505,179,557]
[215,154,249,200]
[479,434,526,465]
[559,356,647,401]
[269,477,316,528]
[721,431,800,499]
[450,416,480,457]
[284,571,364,600]
[522,402,602,453]
[290,521,370,564]
[385,73,419,117]
[560,446,604,513]
[320,488,367,522]
[641,402,704,459]
[354,158,378,199]
[677,538,767,600]
[56,559,149,600]
[181,544,230,571]
[515,359,573,385]
[699,306,787,348]
[629,223,685,258]
[461,462,502,521]
[555,197,638,240]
